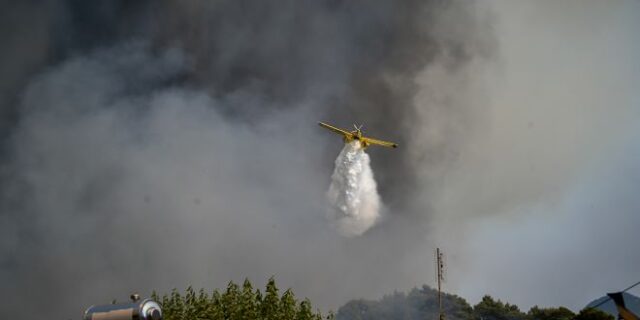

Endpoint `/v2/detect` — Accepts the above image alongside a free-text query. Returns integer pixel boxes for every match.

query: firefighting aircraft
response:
[318,122,398,149]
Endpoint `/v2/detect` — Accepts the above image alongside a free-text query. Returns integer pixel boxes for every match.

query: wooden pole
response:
[436,248,444,320]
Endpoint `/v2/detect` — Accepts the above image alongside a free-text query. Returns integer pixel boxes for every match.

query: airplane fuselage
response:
[344,130,369,147]
[318,122,397,149]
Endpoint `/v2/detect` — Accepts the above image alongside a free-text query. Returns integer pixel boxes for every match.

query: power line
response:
[589,280,640,310]
[621,281,640,294]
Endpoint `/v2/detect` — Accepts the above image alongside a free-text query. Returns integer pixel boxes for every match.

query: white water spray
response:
[326,141,381,237]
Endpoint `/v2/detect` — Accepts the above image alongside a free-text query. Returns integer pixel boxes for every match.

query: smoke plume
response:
[2,0,639,319]
[326,141,381,237]
[1,2,492,318]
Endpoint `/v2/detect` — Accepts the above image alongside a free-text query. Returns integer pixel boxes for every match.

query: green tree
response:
[473,295,527,320]
[221,282,241,319]
[238,279,259,319]
[183,286,198,319]
[336,285,474,320]
[572,308,614,320]
[209,289,225,319]
[164,289,185,320]
[158,277,330,320]
[528,306,574,320]
[261,277,281,319]
[281,289,298,319]
[297,298,322,320]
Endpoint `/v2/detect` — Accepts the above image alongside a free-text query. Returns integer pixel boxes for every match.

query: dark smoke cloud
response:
[147,0,493,208]
[4,0,640,318]
[0,1,492,318]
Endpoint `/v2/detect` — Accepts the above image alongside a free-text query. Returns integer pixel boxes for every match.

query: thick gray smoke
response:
[326,141,381,237]
[0,1,491,318]
[2,0,639,319]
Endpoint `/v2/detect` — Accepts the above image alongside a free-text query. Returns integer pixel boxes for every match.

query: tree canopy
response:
[336,286,615,320]
[155,281,616,320]
[154,278,333,320]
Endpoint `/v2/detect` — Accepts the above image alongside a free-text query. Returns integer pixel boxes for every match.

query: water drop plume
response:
[326,141,382,237]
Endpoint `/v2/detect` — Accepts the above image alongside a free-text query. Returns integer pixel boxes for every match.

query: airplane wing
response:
[362,136,398,148]
[318,122,353,138]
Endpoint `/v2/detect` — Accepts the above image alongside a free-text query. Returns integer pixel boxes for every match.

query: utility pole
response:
[436,248,445,320]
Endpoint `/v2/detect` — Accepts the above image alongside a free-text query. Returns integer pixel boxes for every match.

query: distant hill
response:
[336,285,474,320]
[586,292,640,318]
[336,284,625,320]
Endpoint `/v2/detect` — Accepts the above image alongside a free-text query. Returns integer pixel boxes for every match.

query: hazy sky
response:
[0,1,639,319]
[434,0,640,310]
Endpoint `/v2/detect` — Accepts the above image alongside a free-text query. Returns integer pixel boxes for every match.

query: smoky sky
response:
[437,1,640,310]
[1,0,639,319]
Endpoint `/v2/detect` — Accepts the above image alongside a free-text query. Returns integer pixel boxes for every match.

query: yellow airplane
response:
[318,122,398,149]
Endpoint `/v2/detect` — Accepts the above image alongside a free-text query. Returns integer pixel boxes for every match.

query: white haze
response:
[423,0,640,311]
[326,141,381,237]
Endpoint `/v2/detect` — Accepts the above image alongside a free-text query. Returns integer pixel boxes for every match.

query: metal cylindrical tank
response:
[83,298,162,320]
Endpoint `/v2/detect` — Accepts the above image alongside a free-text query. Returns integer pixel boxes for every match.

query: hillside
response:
[336,285,615,320]
[336,285,474,320]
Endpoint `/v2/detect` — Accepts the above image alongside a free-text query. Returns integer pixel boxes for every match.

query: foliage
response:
[335,286,611,320]
[473,295,527,320]
[156,280,620,320]
[572,308,614,320]
[156,277,331,320]
[528,305,575,320]
[336,285,474,320]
